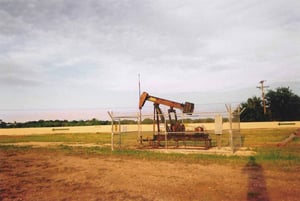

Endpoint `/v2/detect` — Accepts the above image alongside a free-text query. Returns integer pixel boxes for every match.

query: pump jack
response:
[139,92,194,133]
[139,92,211,148]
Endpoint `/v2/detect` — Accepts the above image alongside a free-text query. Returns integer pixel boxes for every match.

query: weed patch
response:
[0,144,32,151]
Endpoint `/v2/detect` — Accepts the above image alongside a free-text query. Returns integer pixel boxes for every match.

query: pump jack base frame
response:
[142,132,212,150]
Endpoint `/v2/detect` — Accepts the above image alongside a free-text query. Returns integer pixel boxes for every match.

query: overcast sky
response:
[1,0,300,121]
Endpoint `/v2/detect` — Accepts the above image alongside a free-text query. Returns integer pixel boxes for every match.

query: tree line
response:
[240,87,300,121]
[0,118,110,128]
[0,117,219,128]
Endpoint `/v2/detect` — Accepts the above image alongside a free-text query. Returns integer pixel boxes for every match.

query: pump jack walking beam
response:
[139,92,194,114]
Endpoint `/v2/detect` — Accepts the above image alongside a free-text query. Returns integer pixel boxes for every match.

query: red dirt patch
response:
[1,149,299,201]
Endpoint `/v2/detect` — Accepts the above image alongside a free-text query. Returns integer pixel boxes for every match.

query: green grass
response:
[1,128,295,147]
[240,128,296,146]
[17,144,249,164]
[0,133,111,144]
[0,128,299,169]
[0,144,32,151]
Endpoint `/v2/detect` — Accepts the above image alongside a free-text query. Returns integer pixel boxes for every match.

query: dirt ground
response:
[1,148,300,201]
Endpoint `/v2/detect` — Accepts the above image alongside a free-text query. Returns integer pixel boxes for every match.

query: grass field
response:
[0,128,299,169]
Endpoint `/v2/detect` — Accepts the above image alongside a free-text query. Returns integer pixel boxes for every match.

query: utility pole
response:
[257,80,269,114]
[138,74,142,117]
[138,73,142,143]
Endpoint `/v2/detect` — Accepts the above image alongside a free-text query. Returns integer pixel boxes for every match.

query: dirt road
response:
[1,149,299,201]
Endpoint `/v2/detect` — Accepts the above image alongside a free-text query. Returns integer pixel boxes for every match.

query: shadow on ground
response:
[243,156,269,201]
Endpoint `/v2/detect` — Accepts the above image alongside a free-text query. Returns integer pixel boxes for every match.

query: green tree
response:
[142,118,153,124]
[266,87,300,121]
[0,119,7,128]
[240,96,265,122]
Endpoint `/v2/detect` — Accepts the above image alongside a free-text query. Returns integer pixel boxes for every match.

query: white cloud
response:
[0,0,300,121]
